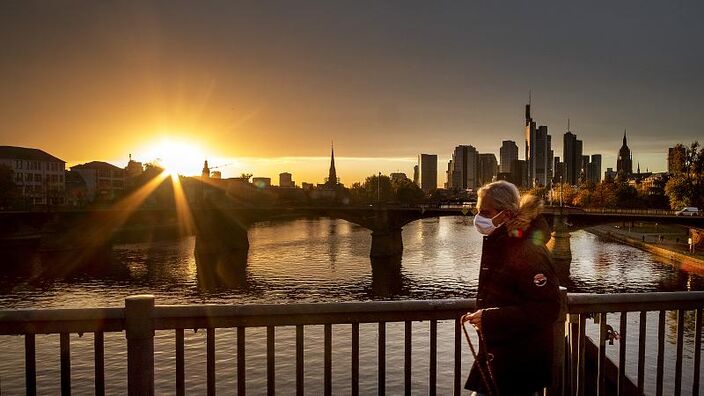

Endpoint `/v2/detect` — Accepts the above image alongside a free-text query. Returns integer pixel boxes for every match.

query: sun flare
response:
[142,139,206,176]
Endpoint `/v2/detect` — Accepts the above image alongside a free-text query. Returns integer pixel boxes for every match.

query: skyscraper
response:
[478,153,498,186]
[446,145,478,191]
[500,140,519,173]
[617,130,633,176]
[563,131,583,185]
[524,98,553,187]
[417,154,437,193]
[587,154,602,184]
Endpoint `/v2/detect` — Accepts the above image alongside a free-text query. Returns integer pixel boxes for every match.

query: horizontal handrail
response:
[567,291,704,313]
[2,293,704,335]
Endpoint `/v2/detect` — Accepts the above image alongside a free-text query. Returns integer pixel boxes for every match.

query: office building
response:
[563,131,583,185]
[500,140,519,173]
[446,146,478,191]
[417,154,438,193]
[478,153,498,186]
[279,172,294,188]
[524,100,553,187]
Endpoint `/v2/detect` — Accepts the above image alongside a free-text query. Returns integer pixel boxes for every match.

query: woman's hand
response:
[462,310,483,331]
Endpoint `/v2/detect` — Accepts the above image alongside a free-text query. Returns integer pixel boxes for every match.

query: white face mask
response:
[474,211,504,235]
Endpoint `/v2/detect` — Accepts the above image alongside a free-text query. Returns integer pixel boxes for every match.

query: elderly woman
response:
[463,181,560,396]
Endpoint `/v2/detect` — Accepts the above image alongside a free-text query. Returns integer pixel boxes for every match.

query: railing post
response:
[548,287,568,396]
[125,295,155,396]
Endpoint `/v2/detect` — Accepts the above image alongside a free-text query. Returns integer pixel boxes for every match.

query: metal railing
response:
[1,292,702,395]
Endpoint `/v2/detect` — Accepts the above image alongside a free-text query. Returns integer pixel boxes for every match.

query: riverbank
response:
[587,224,704,272]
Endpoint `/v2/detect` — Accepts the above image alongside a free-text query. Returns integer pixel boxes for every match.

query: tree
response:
[665,141,704,209]
[392,178,425,204]
[240,173,253,182]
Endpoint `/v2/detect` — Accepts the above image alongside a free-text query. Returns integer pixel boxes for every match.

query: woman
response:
[463,181,560,396]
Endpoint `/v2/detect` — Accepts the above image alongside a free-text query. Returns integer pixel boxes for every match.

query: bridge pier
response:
[370,228,403,258]
[546,216,572,282]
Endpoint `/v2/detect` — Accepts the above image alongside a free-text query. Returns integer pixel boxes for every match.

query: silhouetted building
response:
[587,154,602,184]
[511,159,528,188]
[279,172,294,188]
[125,154,143,178]
[604,167,617,181]
[417,154,437,193]
[617,130,633,176]
[524,99,552,187]
[202,160,210,179]
[478,153,498,187]
[413,165,419,185]
[553,157,567,185]
[71,161,124,202]
[252,177,271,188]
[0,145,66,206]
[500,140,519,173]
[64,170,87,207]
[668,146,686,174]
[322,144,341,189]
[563,131,583,185]
[446,146,477,191]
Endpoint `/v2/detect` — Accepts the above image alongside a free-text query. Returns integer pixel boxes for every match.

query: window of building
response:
[25,173,32,182]
[15,173,23,183]
[34,174,42,182]
[15,160,22,169]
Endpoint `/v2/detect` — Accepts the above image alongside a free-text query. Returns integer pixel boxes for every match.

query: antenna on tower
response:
[567,118,570,132]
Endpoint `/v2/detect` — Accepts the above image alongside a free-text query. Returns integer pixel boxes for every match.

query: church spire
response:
[623,129,627,147]
[328,142,337,185]
[202,160,210,178]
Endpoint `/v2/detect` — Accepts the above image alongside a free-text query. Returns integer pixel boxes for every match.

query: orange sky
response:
[2,2,703,185]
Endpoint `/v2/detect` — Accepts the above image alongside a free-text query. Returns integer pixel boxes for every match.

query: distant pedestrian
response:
[462,180,560,395]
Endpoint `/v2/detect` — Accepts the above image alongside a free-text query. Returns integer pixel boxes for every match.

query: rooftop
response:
[0,146,65,163]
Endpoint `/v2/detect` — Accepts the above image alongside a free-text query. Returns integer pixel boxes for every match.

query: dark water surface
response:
[0,217,702,394]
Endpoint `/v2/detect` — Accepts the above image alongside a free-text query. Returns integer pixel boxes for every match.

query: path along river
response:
[0,217,702,394]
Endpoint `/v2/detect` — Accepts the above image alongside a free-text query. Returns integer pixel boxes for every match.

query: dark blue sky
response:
[1,1,702,178]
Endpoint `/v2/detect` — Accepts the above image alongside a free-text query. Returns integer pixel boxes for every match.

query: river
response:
[0,217,702,394]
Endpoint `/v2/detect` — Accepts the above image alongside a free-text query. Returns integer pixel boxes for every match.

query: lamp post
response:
[377,172,381,204]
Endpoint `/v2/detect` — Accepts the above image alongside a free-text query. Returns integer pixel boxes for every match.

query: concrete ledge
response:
[587,226,704,270]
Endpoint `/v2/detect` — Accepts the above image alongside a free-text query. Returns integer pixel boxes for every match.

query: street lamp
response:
[377,172,381,203]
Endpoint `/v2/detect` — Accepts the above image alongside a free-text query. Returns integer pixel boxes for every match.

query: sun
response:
[143,139,206,176]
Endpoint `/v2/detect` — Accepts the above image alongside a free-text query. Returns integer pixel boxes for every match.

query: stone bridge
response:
[1,205,702,276]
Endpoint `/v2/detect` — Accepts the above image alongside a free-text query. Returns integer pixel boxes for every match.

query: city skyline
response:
[2,1,703,184]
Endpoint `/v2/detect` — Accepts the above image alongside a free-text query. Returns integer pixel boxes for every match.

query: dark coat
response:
[465,216,560,395]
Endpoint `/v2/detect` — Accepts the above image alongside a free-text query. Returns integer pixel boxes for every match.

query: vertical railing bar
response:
[577,314,586,396]
[207,328,216,396]
[237,326,246,396]
[637,311,646,394]
[324,324,332,396]
[675,310,685,396]
[175,329,185,396]
[25,333,36,396]
[569,319,578,395]
[693,308,702,396]
[429,319,437,396]
[352,323,359,396]
[453,318,461,396]
[617,312,627,396]
[378,321,386,396]
[60,332,71,396]
[94,331,105,396]
[597,313,607,396]
[404,321,412,396]
[656,310,665,396]
[296,325,304,396]
[267,326,275,396]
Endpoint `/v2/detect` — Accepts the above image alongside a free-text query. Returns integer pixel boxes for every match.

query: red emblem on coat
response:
[533,273,547,287]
